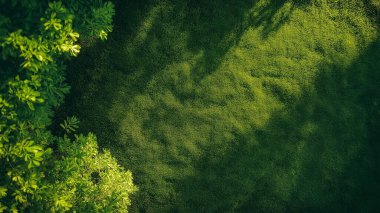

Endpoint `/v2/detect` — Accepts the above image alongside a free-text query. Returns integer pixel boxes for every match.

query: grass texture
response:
[59,0,380,212]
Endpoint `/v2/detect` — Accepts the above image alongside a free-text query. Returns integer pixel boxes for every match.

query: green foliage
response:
[65,0,115,43]
[86,1,115,40]
[63,0,380,212]
[0,0,115,46]
[60,116,79,134]
[0,1,136,212]
[35,133,137,212]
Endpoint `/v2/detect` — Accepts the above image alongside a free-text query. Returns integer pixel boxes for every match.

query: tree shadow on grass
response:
[183,0,306,81]
[175,36,380,212]
[247,0,296,39]
[110,0,306,86]
[57,0,315,211]
[59,0,301,143]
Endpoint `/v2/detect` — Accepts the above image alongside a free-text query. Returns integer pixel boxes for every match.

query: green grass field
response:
[59,0,380,212]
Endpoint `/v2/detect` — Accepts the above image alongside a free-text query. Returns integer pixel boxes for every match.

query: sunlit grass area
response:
[60,0,380,211]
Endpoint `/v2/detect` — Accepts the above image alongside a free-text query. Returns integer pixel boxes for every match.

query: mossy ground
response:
[59,0,380,212]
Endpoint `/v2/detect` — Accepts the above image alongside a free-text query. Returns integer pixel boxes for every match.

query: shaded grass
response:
[58,0,380,212]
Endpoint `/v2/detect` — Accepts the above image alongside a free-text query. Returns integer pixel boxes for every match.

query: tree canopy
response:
[0,1,136,212]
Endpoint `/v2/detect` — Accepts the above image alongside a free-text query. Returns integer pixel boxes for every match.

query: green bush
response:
[36,131,137,212]
[0,1,136,212]
[64,0,115,45]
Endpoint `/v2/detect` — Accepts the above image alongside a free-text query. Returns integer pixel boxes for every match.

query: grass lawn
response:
[59,0,380,212]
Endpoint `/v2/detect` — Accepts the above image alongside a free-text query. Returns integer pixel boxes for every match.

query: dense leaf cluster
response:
[0,1,136,212]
